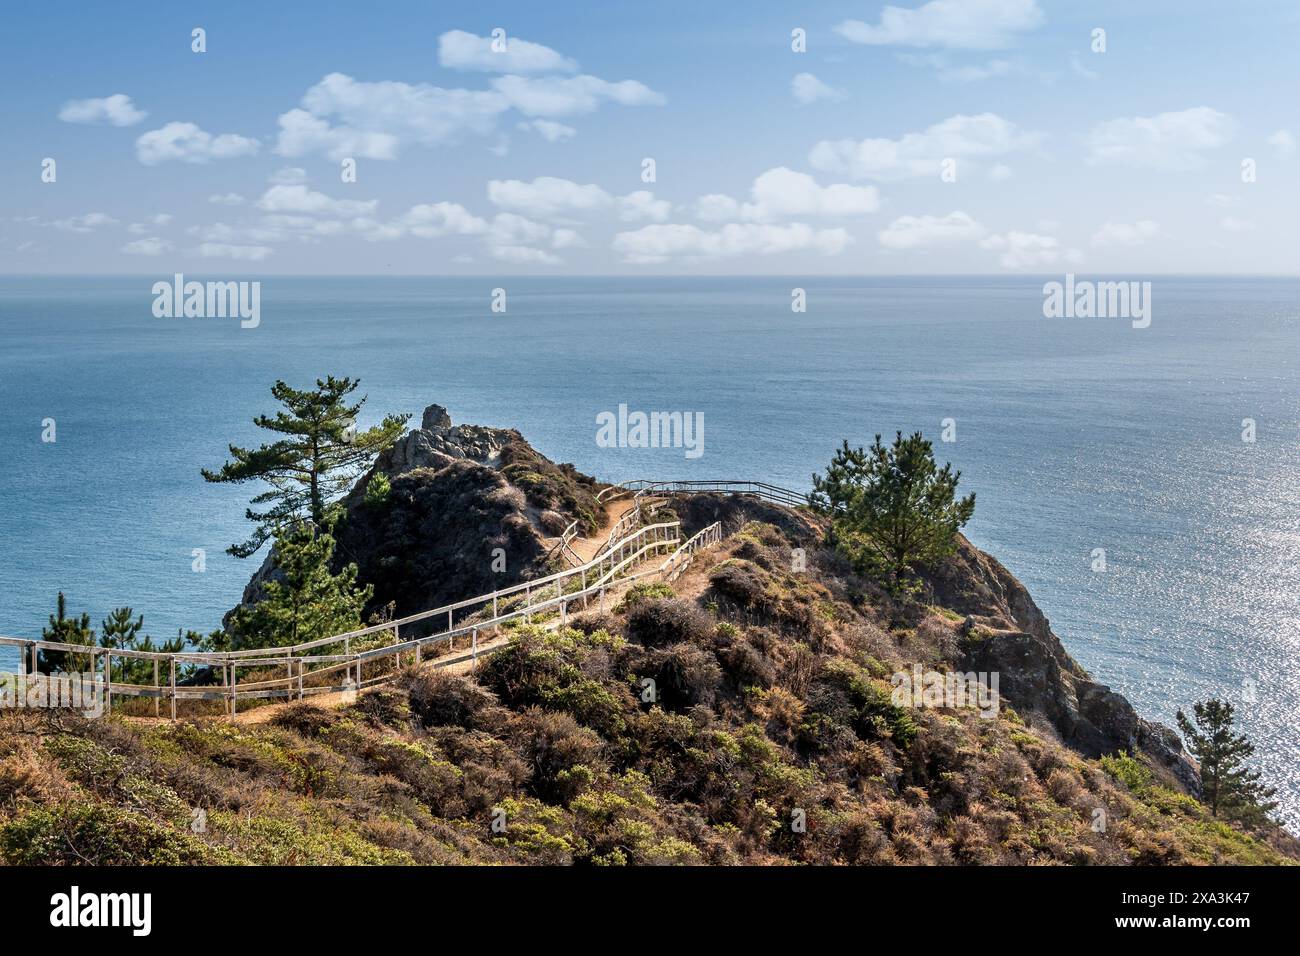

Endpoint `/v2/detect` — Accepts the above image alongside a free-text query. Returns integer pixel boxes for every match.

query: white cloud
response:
[878,211,986,250]
[209,193,247,206]
[491,74,665,117]
[791,73,845,105]
[274,68,660,160]
[256,184,378,216]
[1084,107,1233,170]
[810,112,1040,180]
[58,94,147,126]
[1091,220,1160,247]
[979,230,1080,269]
[275,73,507,160]
[618,190,671,223]
[740,167,879,220]
[52,212,116,233]
[438,29,577,74]
[613,223,852,264]
[988,163,1012,180]
[835,0,1044,50]
[135,122,259,164]
[197,242,275,261]
[488,213,551,245]
[488,176,610,219]
[518,119,577,142]
[355,201,489,242]
[693,169,878,223]
[1206,193,1235,208]
[269,166,308,184]
[1268,129,1295,157]
[121,237,172,256]
[1220,216,1254,232]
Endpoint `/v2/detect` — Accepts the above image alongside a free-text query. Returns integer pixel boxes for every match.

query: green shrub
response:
[1100,751,1153,793]
[617,582,676,612]
[364,471,392,509]
[0,803,222,865]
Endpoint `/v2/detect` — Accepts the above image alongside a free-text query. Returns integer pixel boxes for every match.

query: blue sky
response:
[3,0,1299,274]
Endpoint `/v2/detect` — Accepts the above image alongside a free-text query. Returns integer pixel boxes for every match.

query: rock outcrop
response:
[927,536,1199,792]
[376,403,517,475]
[228,404,608,634]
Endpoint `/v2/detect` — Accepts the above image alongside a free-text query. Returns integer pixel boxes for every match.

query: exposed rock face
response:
[927,536,1199,792]
[228,403,608,636]
[335,461,550,629]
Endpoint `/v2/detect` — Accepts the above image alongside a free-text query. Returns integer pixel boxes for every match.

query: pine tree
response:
[100,607,143,683]
[202,376,408,557]
[100,608,143,649]
[95,609,190,684]
[228,518,372,650]
[1177,698,1277,824]
[39,592,95,673]
[810,432,975,593]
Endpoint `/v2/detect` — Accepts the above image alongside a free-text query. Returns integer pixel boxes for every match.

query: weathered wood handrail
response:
[1,478,772,717]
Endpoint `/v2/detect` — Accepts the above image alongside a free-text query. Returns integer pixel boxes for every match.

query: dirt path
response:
[566,497,638,563]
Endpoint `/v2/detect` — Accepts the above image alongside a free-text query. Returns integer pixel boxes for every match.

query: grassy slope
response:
[1,522,1292,866]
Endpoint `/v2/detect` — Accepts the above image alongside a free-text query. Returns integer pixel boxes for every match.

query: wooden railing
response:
[0,521,685,718]
[598,479,807,509]
[1,478,789,719]
[548,519,584,567]
[659,521,722,583]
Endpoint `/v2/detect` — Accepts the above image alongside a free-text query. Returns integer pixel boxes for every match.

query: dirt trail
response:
[565,497,638,563]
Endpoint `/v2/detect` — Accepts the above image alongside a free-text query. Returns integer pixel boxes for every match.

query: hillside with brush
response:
[2,506,1294,864]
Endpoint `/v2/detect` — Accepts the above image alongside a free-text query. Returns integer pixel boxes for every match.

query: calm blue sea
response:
[2,275,1297,826]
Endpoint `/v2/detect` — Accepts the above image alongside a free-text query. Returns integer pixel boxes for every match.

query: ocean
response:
[1,275,1297,826]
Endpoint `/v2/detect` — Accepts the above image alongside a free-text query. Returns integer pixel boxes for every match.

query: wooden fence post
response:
[153,659,160,717]
[102,650,112,716]
[169,658,176,721]
[230,664,237,717]
[471,628,478,670]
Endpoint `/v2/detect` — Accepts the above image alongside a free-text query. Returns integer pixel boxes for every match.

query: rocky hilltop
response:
[232,404,607,627]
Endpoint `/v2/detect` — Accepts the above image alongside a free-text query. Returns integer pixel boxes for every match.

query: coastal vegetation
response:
[1,515,1292,865]
[5,393,1292,865]
[1177,698,1278,825]
[810,432,975,595]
